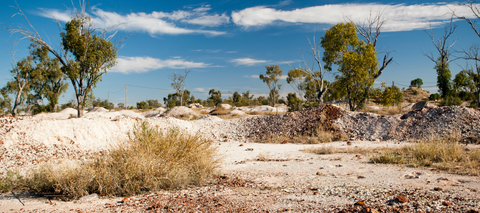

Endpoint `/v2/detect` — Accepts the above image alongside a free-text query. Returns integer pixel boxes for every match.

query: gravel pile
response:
[335,105,480,141]
[162,106,199,119]
[238,104,345,141]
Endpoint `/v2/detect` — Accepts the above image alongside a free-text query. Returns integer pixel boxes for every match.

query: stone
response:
[412,101,427,111]
[354,201,366,206]
[395,195,408,203]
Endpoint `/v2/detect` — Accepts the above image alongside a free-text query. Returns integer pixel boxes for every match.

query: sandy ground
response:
[1,140,479,212]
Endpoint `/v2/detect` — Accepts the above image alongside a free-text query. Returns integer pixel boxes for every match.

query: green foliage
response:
[232,91,242,107]
[429,93,441,101]
[373,82,403,106]
[260,65,283,107]
[92,98,114,110]
[208,89,222,107]
[164,91,192,108]
[434,58,452,98]
[2,53,36,116]
[324,80,346,102]
[410,78,423,88]
[287,93,303,112]
[29,42,68,112]
[147,99,162,108]
[241,90,255,106]
[136,101,150,110]
[321,22,378,111]
[60,16,117,117]
[256,96,269,105]
[440,95,463,106]
[136,100,161,110]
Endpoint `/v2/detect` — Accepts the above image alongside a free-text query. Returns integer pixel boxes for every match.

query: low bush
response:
[371,137,480,176]
[22,122,219,199]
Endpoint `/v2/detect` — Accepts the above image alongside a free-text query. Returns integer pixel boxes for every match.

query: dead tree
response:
[424,18,457,98]
[168,69,191,106]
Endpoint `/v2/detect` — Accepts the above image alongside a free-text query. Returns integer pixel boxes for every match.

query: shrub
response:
[24,122,218,198]
[371,136,480,176]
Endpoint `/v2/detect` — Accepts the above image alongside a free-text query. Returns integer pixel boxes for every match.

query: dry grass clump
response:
[358,106,406,115]
[303,146,376,155]
[210,107,230,116]
[259,126,340,144]
[371,137,480,176]
[0,171,25,193]
[22,122,218,199]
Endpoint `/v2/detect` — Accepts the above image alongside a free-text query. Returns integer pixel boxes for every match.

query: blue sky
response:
[0,0,479,107]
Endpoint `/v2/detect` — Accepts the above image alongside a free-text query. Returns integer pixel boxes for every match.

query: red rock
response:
[395,195,408,203]
[355,201,366,206]
[121,197,129,203]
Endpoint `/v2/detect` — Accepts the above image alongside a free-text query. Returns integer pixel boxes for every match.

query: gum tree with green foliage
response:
[350,11,393,107]
[321,22,378,111]
[3,56,34,116]
[286,68,308,102]
[208,89,222,107]
[5,2,122,117]
[453,69,475,101]
[260,65,283,107]
[286,93,303,112]
[374,82,403,106]
[410,78,424,88]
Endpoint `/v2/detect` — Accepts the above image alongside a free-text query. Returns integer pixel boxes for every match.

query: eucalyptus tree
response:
[3,1,122,117]
[321,22,378,111]
[260,65,283,107]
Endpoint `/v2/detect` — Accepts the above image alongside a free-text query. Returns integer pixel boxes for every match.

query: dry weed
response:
[256,126,341,144]
[303,146,376,155]
[23,122,219,199]
[371,136,480,176]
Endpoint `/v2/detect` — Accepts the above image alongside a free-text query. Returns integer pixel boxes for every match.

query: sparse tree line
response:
[1,1,480,117]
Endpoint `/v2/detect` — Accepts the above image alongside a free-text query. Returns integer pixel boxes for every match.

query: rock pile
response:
[335,105,480,142]
[241,104,345,141]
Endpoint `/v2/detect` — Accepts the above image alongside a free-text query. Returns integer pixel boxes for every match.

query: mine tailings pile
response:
[244,104,345,141]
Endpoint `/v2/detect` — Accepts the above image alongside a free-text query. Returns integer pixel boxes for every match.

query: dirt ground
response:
[1,141,479,212]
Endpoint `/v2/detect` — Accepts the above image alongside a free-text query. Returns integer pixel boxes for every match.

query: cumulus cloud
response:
[111,56,210,74]
[231,58,269,66]
[39,5,228,36]
[231,3,478,32]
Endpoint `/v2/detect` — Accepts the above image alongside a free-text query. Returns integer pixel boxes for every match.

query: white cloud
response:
[194,87,206,92]
[231,58,269,66]
[231,3,479,32]
[184,13,230,27]
[111,56,210,74]
[40,5,228,36]
[243,74,260,78]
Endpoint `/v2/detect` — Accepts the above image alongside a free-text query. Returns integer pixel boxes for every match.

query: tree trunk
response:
[12,88,23,117]
[478,91,480,107]
[76,94,85,118]
[52,104,57,112]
